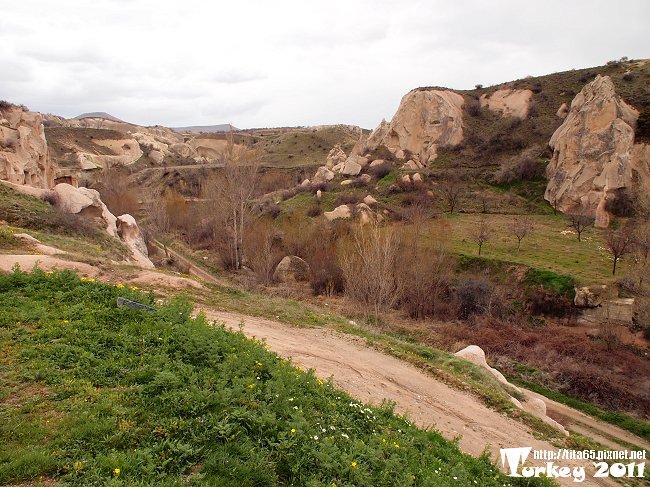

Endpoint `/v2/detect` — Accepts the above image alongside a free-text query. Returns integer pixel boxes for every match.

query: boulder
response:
[340,179,354,186]
[356,202,374,225]
[273,255,310,282]
[148,149,165,164]
[454,345,515,390]
[574,285,607,308]
[544,75,649,227]
[316,189,322,201]
[340,155,367,176]
[326,144,347,169]
[401,174,411,183]
[363,195,377,206]
[479,89,533,119]
[369,159,386,167]
[556,102,569,119]
[362,90,464,165]
[170,142,196,158]
[358,174,372,184]
[300,178,311,188]
[324,205,352,221]
[402,160,420,170]
[116,214,154,268]
[412,173,423,183]
[313,166,335,183]
[455,345,568,436]
[0,104,54,188]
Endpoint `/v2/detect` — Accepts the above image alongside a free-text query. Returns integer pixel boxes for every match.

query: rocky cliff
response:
[544,75,649,226]
[363,89,465,165]
[0,103,54,188]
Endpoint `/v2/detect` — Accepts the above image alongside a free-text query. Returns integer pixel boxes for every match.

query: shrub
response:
[455,278,496,320]
[525,286,574,318]
[335,192,362,206]
[605,188,636,217]
[636,106,650,142]
[306,204,322,217]
[367,161,393,179]
[492,156,545,185]
[466,99,481,117]
[40,190,60,206]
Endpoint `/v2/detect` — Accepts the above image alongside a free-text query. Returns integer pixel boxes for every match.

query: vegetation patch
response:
[0,270,552,485]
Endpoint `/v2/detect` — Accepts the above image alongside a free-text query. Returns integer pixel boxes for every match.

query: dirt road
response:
[201,309,624,487]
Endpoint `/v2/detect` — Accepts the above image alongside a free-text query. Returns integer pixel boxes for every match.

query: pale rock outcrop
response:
[402,160,422,170]
[455,345,516,390]
[369,159,386,167]
[455,345,568,436]
[0,105,53,188]
[358,174,372,184]
[480,89,533,119]
[363,90,465,165]
[340,179,354,186]
[273,255,310,282]
[355,202,374,225]
[72,137,143,170]
[169,142,196,159]
[116,214,154,268]
[556,102,569,119]
[574,285,608,308]
[313,166,335,184]
[363,195,377,206]
[324,205,352,221]
[13,233,63,256]
[401,174,411,184]
[326,144,347,169]
[300,178,311,188]
[412,173,423,183]
[53,184,118,237]
[340,155,367,176]
[316,189,322,201]
[544,75,649,227]
[148,149,165,164]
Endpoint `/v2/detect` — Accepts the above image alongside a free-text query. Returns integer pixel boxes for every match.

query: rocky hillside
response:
[338,58,650,225]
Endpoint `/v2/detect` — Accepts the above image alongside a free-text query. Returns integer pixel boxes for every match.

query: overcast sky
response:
[1,0,648,129]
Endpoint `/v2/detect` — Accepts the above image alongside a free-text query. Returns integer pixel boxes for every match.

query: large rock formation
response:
[544,75,649,227]
[117,214,154,269]
[0,104,54,188]
[363,89,464,165]
[480,88,533,119]
[273,255,310,282]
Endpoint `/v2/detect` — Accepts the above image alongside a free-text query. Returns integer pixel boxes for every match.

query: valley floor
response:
[3,252,648,485]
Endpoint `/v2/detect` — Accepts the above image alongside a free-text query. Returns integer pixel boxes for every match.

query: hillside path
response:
[200,308,620,487]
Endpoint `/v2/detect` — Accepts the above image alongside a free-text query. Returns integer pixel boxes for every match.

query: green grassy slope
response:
[0,270,553,486]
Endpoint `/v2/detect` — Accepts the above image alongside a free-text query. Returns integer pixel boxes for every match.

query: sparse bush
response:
[622,71,635,81]
[466,99,481,117]
[246,218,283,285]
[40,190,60,207]
[367,161,393,179]
[525,286,574,318]
[455,278,497,320]
[306,204,322,217]
[365,145,395,162]
[636,106,650,142]
[605,188,636,217]
[335,192,362,206]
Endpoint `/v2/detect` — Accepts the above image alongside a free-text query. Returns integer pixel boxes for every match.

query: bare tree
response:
[439,177,465,214]
[399,218,452,319]
[339,221,401,321]
[605,223,635,276]
[567,212,593,242]
[203,132,260,269]
[471,217,492,256]
[245,218,282,285]
[633,222,650,285]
[98,165,139,217]
[509,216,534,252]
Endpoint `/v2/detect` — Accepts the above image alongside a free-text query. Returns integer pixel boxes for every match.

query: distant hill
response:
[74,112,125,122]
[171,124,238,134]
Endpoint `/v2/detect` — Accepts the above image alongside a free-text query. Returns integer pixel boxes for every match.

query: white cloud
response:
[1,0,648,128]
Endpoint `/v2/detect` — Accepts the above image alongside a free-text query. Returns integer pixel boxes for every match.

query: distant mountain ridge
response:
[171,124,238,134]
[74,112,125,122]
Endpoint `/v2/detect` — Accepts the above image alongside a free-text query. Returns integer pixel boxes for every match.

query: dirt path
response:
[201,309,620,487]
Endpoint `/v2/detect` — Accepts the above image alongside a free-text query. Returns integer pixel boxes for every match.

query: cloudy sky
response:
[1,0,648,129]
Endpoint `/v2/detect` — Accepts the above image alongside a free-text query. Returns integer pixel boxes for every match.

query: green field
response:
[447,213,626,284]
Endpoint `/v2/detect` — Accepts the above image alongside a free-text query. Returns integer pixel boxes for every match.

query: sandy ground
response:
[2,252,643,485]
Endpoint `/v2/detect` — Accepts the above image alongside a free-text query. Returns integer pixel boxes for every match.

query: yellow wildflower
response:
[116,284,125,289]
[351,461,357,468]
[113,468,120,476]
[290,428,296,433]
[130,286,138,291]
[63,320,69,324]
